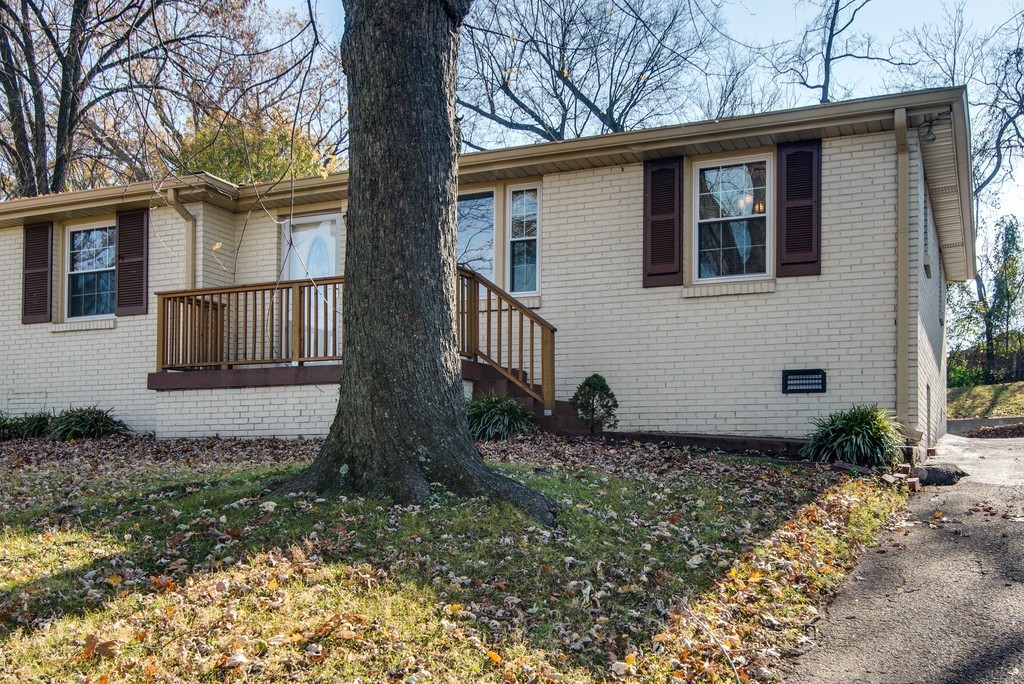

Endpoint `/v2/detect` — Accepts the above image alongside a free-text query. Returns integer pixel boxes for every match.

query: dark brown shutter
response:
[643,158,683,287]
[777,140,821,277]
[22,222,53,324]
[115,208,149,315]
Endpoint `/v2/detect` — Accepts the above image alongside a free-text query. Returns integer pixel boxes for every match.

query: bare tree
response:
[896,2,1024,382]
[775,0,909,103]
[457,0,721,147]
[692,43,787,120]
[0,0,346,199]
[282,0,557,525]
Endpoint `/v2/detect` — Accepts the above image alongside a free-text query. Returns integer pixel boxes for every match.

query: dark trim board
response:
[602,430,806,457]
[148,359,489,391]
[148,364,342,390]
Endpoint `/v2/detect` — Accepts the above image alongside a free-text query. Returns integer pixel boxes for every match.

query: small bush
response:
[466,392,534,441]
[13,410,53,438]
[570,373,619,434]
[47,407,130,441]
[947,359,985,388]
[800,404,905,469]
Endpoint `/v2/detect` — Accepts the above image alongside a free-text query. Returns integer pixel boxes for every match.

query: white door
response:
[284,215,340,361]
[287,216,338,280]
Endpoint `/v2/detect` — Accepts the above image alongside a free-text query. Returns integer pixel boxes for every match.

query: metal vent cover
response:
[782,369,827,394]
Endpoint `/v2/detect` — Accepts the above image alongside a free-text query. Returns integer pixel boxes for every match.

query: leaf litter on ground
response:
[1,432,905,682]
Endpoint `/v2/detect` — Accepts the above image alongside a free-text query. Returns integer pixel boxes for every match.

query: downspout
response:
[894,108,910,427]
[166,188,196,289]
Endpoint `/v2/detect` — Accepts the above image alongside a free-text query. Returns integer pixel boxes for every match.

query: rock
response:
[831,460,874,475]
[914,463,969,486]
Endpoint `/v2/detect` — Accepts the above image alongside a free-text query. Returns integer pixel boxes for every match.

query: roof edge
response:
[0,173,238,229]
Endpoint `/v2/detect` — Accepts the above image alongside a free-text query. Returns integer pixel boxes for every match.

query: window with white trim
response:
[457,191,495,281]
[695,156,770,281]
[509,187,539,293]
[67,225,116,318]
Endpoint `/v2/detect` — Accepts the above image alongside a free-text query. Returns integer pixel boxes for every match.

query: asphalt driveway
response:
[787,434,1024,684]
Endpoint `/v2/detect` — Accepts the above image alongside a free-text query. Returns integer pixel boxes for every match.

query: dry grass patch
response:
[1,434,904,683]
[948,380,1024,419]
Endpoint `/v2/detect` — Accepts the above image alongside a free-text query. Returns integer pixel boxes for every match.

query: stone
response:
[914,463,969,486]
[904,477,922,492]
[832,460,874,474]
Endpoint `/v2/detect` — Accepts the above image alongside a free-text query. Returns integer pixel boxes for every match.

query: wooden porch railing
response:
[155,268,556,412]
[156,276,344,370]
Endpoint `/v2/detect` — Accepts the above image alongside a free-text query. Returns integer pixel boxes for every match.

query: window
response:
[67,225,116,318]
[285,214,340,280]
[457,192,495,281]
[509,187,539,293]
[695,157,770,281]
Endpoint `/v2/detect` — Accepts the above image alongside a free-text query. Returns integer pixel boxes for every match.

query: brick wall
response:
[0,204,340,438]
[195,202,238,288]
[0,131,941,441]
[909,133,948,447]
[532,132,900,438]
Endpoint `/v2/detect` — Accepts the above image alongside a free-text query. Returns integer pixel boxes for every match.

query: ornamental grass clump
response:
[12,410,53,438]
[801,404,905,469]
[466,392,535,441]
[47,407,130,441]
[0,412,13,441]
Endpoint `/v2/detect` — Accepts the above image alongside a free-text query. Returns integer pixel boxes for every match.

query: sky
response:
[269,0,1023,224]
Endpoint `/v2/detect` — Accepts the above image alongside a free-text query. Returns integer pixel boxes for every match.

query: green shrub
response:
[47,407,130,441]
[800,404,905,469]
[570,373,619,434]
[12,410,53,438]
[947,359,985,388]
[466,392,534,441]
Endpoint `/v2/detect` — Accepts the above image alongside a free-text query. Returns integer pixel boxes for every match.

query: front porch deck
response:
[151,268,556,412]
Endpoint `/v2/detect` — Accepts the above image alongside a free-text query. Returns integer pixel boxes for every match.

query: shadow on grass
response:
[1,455,843,679]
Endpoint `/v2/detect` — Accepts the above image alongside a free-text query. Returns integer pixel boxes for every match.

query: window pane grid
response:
[696,160,769,279]
[509,188,539,292]
[68,226,116,318]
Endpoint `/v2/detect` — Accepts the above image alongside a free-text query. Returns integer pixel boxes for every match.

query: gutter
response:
[895,108,910,427]
[951,93,977,279]
[166,188,196,289]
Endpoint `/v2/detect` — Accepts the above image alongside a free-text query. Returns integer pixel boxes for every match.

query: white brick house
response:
[0,87,974,450]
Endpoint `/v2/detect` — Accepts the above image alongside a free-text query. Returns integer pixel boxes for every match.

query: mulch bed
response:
[965,422,1024,438]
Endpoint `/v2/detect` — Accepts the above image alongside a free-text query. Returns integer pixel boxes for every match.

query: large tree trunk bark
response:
[282,0,556,526]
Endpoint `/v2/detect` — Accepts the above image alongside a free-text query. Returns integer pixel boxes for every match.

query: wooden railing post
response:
[467,276,480,359]
[155,293,166,372]
[291,282,302,364]
[542,326,555,415]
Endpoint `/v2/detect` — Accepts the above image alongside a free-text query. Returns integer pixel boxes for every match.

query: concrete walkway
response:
[787,434,1024,684]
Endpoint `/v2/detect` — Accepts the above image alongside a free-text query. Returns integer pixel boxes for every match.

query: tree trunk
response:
[977,273,996,382]
[281,0,556,526]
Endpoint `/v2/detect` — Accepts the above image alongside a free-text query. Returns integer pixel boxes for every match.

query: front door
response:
[284,214,341,361]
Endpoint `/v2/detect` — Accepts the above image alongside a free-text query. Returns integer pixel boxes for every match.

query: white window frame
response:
[506,183,541,295]
[65,220,117,320]
[692,153,774,284]
[456,190,497,282]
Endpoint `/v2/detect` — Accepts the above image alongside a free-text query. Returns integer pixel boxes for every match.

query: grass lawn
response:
[947,380,1024,419]
[1,434,905,683]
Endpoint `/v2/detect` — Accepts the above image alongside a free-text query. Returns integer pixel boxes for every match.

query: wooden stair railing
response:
[456,268,556,414]
[156,268,556,413]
